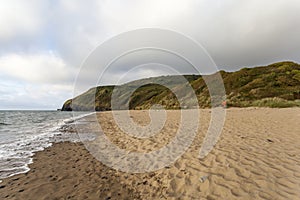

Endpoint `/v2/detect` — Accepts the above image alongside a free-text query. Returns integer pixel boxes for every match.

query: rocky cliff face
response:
[62,61,300,111]
[62,99,72,111]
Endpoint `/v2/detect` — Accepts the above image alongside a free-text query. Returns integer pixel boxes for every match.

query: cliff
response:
[62,61,300,111]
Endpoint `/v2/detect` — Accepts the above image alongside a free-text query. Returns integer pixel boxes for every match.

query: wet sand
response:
[0,108,300,199]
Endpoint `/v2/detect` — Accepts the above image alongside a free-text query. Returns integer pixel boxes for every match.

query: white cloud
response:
[97,0,195,30]
[0,52,75,109]
[0,0,46,41]
[0,82,73,110]
[0,52,74,84]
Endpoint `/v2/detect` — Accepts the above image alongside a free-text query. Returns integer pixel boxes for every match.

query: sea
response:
[0,111,93,182]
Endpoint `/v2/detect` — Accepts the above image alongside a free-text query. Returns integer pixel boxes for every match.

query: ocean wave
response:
[0,111,95,182]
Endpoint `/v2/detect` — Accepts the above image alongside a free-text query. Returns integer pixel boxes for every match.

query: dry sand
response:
[0,108,299,199]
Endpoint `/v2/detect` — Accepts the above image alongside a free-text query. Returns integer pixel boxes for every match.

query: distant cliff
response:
[62,61,300,111]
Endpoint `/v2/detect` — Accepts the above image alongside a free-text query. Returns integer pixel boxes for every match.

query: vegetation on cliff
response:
[62,61,300,111]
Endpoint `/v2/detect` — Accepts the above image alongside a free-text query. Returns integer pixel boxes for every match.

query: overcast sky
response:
[0,0,300,110]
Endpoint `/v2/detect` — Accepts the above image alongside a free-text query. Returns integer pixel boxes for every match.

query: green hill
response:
[62,61,300,111]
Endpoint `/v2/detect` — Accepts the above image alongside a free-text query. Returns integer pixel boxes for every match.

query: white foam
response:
[0,111,95,181]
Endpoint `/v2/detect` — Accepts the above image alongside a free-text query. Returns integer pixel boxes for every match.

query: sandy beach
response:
[0,108,299,199]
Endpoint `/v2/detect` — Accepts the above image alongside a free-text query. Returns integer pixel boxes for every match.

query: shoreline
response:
[0,108,300,199]
[0,142,142,199]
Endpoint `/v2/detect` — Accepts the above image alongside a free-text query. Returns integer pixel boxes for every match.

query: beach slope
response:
[0,108,299,199]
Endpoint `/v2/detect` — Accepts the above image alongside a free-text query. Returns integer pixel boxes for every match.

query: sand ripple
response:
[0,108,299,199]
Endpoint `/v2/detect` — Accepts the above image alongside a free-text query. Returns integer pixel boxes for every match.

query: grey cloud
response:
[2,0,300,69]
[1,0,300,109]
